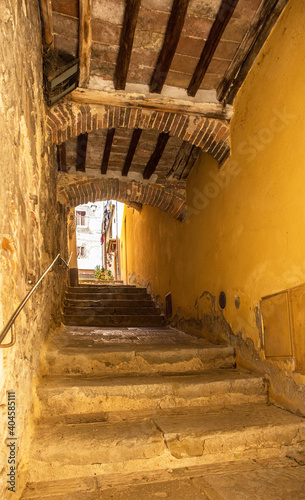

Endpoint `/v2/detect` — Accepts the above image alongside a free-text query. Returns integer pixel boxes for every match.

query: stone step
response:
[28,403,305,483]
[67,286,145,294]
[64,298,155,308]
[63,306,161,316]
[44,343,235,377]
[65,292,151,301]
[21,455,305,500]
[63,314,165,328]
[37,369,267,418]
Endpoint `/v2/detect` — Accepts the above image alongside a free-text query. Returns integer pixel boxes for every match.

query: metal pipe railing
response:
[0,252,72,348]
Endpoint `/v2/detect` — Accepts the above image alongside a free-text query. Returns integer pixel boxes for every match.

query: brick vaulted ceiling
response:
[40,0,288,218]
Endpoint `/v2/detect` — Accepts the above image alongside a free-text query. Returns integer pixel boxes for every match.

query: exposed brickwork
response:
[47,100,230,219]
[46,100,231,161]
[57,176,186,220]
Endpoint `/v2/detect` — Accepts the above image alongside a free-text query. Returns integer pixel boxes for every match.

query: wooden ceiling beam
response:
[114,0,141,90]
[57,143,67,171]
[79,0,92,87]
[68,88,234,121]
[143,132,170,179]
[219,0,289,104]
[101,128,115,174]
[166,142,201,180]
[76,132,88,172]
[180,145,201,180]
[39,0,54,48]
[166,142,193,179]
[187,0,239,97]
[149,0,189,94]
[122,128,142,177]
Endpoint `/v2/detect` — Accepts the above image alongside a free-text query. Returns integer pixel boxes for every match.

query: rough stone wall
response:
[0,1,68,497]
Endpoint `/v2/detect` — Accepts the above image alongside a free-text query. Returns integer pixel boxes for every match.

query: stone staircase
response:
[21,326,305,499]
[63,284,165,327]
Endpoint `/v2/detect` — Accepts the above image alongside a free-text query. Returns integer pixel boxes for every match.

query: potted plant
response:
[106,269,113,280]
[94,265,106,280]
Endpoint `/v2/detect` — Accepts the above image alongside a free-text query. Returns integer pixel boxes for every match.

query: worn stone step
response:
[65,292,151,301]
[28,403,305,482]
[37,369,267,418]
[63,306,161,316]
[63,314,165,328]
[64,298,155,308]
[44,342,235,377]
[67,286,145,294]
[20,455,305,500]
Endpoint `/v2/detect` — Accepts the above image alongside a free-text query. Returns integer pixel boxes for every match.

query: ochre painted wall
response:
[121,0,305,414]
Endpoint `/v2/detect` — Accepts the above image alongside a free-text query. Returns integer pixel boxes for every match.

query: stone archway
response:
[58,175,186,220]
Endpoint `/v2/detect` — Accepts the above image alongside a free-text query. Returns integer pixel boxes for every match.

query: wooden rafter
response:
[166,142,201,180]
[143,132,170,179]
[101,128,115,174]
[79,0,92,87]
[122,128,142,176]
[40,0,54,48]
[150,0,189,94]
[68,88,234,121]
[114,0,141,90]
[57,143,67,171]
[187,0,239,97]
[76,132,88,172]
[220,0,289,104]
[166,142,193,179]
[180,145,201,180]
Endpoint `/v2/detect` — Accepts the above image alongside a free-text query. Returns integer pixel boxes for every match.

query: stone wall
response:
[0,1,68,497]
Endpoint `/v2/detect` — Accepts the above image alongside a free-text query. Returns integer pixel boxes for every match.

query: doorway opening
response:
[75,200,125,283]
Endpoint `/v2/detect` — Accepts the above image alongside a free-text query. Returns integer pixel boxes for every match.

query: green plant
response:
[94,265,105,280]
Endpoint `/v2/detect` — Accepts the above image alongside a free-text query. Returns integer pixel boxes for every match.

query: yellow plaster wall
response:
[121,0,305,411]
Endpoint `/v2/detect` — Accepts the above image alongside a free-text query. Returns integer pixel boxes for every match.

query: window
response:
[76,210,86,226]
[77,246,85,258]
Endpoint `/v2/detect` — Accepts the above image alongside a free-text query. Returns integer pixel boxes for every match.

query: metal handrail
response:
[0,252,72,348]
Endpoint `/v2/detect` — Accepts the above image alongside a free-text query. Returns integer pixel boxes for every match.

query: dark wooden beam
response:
[114,0,141,90]
[224,0,289,104]
[79,0,92,87]
[122,128,142,176]
[167,142,201,180]
[143,132,170,179]
[150,0,189,94]
[180,145,201,180]
[217,0,287,102]
[166,142,193,179]
[76,132,88,172]
[101,128,115,174]
[187,0,239,97]
[57,143,67,171]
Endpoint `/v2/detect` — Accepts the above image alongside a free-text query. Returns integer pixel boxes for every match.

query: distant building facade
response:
[75,201,124,279]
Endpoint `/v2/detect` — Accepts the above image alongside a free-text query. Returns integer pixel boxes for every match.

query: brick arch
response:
[46,100,230,164]
[57,176,186,220]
